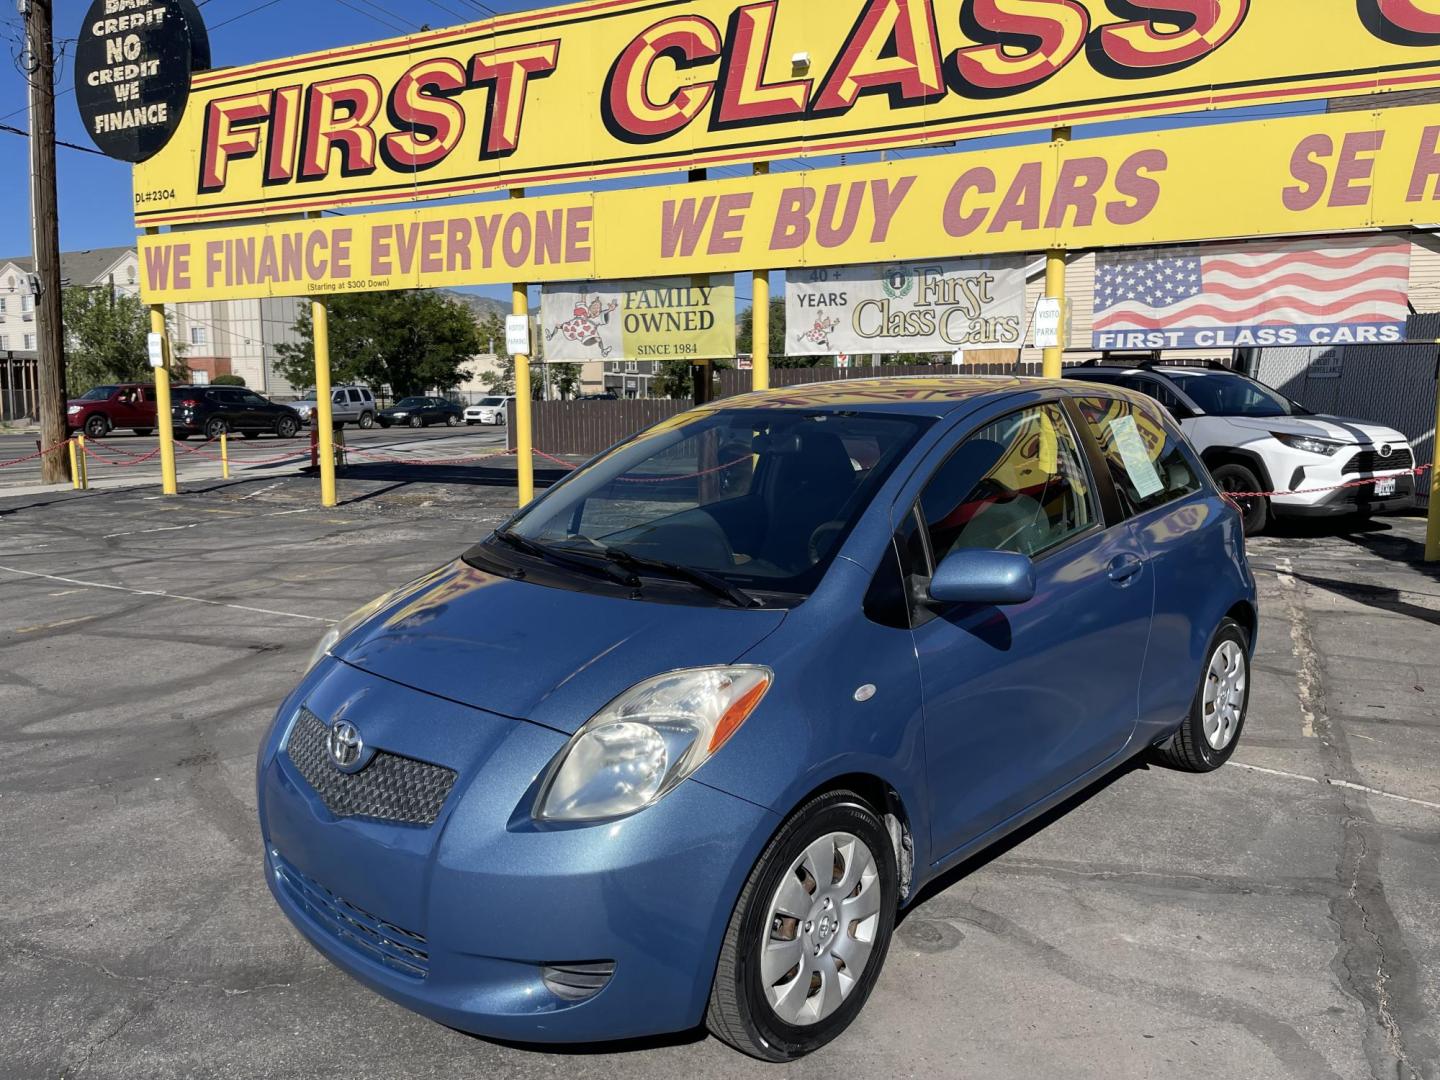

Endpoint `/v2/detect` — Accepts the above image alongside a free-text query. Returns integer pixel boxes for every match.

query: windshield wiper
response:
[493,529,640,588]
[584,544,762,609]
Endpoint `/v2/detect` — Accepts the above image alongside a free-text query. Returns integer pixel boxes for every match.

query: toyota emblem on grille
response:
[327,720,367,773]
[1379,444,1393,459]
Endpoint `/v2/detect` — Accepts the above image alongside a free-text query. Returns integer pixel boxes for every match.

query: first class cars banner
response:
[131,0,1440,227]
[136,104,1440,304]
[786,258,1025,355]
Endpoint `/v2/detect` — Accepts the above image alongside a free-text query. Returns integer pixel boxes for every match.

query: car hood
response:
[1221,414,1409,445]
[333,560,787,734]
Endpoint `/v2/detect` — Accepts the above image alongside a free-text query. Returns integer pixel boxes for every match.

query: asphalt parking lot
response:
[1,472,1437,1080]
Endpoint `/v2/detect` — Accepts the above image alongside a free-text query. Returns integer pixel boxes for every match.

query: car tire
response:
[358,411,375,430]
[85,415,109,439]
[706,790,898,1062]
[276,416,299,439]
[204,417,227,441]
[408,415,424,429]
[134,428,153,437]
[445,413,460,427]
[1156,617,1251,773]
[1210,463,1268,535]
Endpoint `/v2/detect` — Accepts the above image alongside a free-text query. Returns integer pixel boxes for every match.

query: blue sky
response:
[0,0,1327,303]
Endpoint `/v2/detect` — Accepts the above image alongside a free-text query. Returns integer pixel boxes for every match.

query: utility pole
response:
[22,0,69,483]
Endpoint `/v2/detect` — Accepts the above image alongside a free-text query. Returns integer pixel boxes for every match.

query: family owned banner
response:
[539,277,734,363]
[786,258,1026,357]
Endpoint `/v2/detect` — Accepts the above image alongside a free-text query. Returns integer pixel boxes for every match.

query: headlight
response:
[1272,432,1345,456]
[67,405,81,414]
[535,666,773,823]
[392,412,408,418]
[305,589,401,674]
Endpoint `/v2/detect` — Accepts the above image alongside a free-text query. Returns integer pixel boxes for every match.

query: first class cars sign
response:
[76,0,210,163]
[130,0,1440,226]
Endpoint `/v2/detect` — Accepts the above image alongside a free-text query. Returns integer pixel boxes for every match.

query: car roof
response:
[699,376,1054,417]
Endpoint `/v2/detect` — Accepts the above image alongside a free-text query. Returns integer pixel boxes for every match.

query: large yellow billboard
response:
[138,104,1440,304]
[132,0,1440,227]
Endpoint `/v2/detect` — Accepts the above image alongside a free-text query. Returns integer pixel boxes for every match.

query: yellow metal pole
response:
[752,163,770,391]
[67,436,79,490]
[312,298,337,507]
[511,188,535,507]
[76,434,88,490]
[1425,342,1440,561]
[1042,251,1066,380]
[1042,127,1071,381]
[220,430,230,479]
[149,303,179,495]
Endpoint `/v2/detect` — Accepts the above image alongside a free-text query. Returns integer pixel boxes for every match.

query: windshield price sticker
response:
[1110,415,1165,500]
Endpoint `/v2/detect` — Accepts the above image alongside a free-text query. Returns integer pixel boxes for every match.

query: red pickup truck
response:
[66,383,166,438]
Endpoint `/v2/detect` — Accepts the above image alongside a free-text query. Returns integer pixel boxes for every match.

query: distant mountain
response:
[443,290,508,323]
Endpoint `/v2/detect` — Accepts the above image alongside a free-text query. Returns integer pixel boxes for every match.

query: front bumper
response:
[258,663,776,1044]
[1273,473,1417,517]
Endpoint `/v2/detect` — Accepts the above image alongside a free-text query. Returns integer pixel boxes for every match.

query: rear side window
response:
[347,389,364,403]
[1074,395,1202,516]
[920,403,1096,560]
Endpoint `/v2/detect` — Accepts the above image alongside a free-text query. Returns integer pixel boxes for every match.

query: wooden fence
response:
[508,363,1051,456]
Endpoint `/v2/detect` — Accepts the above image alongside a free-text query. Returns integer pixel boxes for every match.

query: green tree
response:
[211,373,247,386]
[548,363,582,399]
[63,287,189,391]
[737,298,828,368]
[274,290,480,396]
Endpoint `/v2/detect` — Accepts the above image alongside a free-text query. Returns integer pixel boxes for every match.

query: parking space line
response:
[1232,761,1440,812]
[0,564,336,624]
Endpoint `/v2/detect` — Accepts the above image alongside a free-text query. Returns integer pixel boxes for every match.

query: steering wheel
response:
[807,521,845,566]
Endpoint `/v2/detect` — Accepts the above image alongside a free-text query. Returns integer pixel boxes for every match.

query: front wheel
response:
[707,791,898,1062]
[1157,617,1251,772]
[276,416,299,439]
[1210,463,1268,536]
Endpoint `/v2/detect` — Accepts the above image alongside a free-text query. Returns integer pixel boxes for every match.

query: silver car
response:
[291,386,376,429]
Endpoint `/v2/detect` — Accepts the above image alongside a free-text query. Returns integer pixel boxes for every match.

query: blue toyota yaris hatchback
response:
[258,376,1257,1061]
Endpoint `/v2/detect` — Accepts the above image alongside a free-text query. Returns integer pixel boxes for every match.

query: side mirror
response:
[928,549,1036,606]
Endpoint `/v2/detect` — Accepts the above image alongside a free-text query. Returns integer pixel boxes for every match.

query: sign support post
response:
[1042,128,1071,380]
[312,297,337,508]
[752,164,770,391]
[1427,344,1440,562]
[150,304,179,495]
[511,190,535,508]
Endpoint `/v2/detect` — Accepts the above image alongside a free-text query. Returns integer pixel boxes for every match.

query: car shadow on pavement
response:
[331,462,573,491]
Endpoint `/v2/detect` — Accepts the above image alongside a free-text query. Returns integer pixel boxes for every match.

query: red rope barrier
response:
[0,438,72,469]
[1227,464,1431,498]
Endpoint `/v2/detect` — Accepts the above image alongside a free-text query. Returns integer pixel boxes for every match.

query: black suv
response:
[172,386,303,440]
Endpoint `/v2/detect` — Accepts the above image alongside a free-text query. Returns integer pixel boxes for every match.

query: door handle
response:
[1107,553,1145,585]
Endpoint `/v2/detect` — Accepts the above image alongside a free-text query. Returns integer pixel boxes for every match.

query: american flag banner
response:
[1091,235,1412,351]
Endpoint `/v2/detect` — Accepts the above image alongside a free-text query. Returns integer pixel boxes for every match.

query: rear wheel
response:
[1211,463,1268,536]
[276,416,299,439]
[408,414,424,429]
[204,417,227,441]
[358,411,375,430]
[707,791,897,1061]
[1157,618,1251,773]
[445,413,460,427]
[85,414,109,439]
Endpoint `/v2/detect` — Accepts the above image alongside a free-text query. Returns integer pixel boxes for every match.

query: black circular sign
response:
[75,0,211,164]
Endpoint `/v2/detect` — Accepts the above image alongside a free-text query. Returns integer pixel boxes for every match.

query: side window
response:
[347,389,364,403]
[1129,376,1194,419]
[242,391,268,406]
[1074,395,1203,516]
[864,508,926,630]
[919,403,1096,560]
[333,390,348,404]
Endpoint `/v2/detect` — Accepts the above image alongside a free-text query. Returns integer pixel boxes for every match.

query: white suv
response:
[291,386,376,429]
[1065,363,1416,534]
[464,395,512,426]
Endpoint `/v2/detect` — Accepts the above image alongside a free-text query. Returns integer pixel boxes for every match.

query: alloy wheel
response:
[760,832,881,1027]
[1203,640,1246,750]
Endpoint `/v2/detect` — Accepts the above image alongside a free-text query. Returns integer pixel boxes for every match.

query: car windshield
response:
[479,397,504,406]
[78,386,118,401]
[489,408,932,601]
[395,397,427,408]
[1166,372,1304,418]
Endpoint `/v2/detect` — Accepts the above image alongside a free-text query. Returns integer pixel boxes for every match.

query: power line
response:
[209,0,287,31]
[332,0,413,33]
[0,121,105,155]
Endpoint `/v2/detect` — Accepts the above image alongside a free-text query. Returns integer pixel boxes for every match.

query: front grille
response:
[1343,447,1414,475]
[272,855,429,979]
[285,708,457,826]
